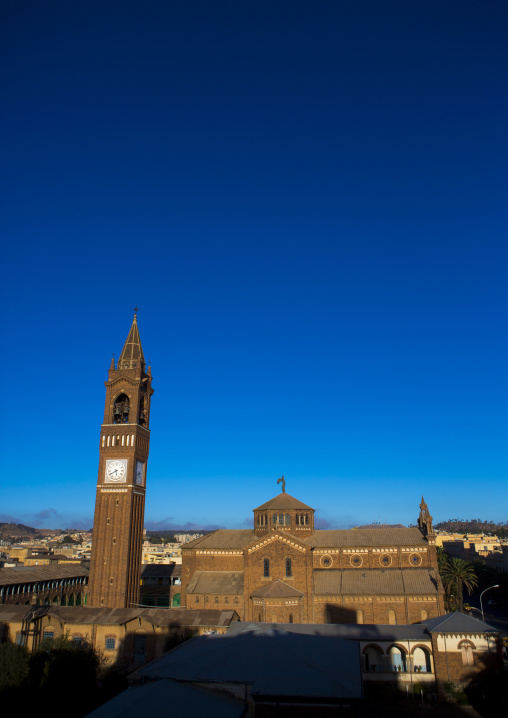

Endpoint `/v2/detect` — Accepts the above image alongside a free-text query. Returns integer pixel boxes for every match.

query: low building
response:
[0,565,89,606]
[0,604,239,668]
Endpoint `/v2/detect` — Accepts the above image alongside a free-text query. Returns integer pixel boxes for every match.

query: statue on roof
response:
[277,475,286,493]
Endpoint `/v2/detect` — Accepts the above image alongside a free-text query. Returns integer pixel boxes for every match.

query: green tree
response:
[0,642,30,691]
[440,558,478,613]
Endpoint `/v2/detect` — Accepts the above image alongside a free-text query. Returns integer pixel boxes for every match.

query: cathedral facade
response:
[181,485,445,624]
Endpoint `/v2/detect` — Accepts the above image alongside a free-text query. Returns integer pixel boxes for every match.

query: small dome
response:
[253,493,314,512]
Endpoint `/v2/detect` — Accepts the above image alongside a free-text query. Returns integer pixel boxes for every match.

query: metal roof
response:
[421,612,498,634]
[139,628,363,700]
[87,678,246,718]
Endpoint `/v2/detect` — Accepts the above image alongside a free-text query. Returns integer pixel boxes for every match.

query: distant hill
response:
[0,523,77,540]
[435,520,508,538]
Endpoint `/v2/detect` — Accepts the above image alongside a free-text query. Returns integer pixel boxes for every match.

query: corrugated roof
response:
[183,530,255,550]
[305,527,426,547]
[251,580,304,598]
[186,571,244,595]
[0,564,89,586]
[254,493,314,511]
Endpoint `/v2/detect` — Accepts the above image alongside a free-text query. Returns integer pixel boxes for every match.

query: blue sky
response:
[1,1,507,531]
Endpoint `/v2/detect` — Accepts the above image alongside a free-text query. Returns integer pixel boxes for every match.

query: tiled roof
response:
[305,527,426,547]
[251,580,303,598]
[0,564,89,586]
[183,530,256,550]
[314,569,440,595]
[254,493,314,511]
[186,571,244,595]
[141,564,181,578]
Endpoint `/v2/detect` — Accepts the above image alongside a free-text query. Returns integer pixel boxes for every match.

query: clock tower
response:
[88,313,154,608]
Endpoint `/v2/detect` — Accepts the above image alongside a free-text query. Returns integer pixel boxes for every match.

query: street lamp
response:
[480,584,499,622]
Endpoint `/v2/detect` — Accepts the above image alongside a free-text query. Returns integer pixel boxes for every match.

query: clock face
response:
[105,459,127,483]
[135,461,145,486]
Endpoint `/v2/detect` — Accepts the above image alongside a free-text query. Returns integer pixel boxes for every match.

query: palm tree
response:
[440,558,478,612]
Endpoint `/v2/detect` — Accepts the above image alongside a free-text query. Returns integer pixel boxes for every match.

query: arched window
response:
[224,596,228,604]
[389,646,406,672]
[285,514,290,525]
[289,613,293,623]
[388,609,396,625]
[272,514,277,525]
[305,514,309,525]
[263,558,270,577]
[356,609,364,624]
[278,514,283,525]
[413,647,432,673]
[113,394,130,424]
[214,596,219,603]
[172,593,181,607]
[460,641,475,666]
[285,558,292,577]
[420,609,428,621]
[257,613,261,622]
[364,645,383,672]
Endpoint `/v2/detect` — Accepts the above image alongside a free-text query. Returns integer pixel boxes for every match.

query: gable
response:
[246,532,308,555]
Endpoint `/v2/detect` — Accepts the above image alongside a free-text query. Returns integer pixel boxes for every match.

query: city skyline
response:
[2,2,507,530]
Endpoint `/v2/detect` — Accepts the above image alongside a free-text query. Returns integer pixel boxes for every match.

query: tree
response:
[0,643,29,691]
[440,558,478,613]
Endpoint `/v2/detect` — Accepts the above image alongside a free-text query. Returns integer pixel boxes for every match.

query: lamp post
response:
[480,584,499,622]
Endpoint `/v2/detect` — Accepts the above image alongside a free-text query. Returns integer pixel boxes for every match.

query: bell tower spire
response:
[117,309,145,371]
[88,313,154,608]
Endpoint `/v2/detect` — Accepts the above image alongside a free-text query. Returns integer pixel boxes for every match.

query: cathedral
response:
[180,483,445,624]
[89,315,445,623]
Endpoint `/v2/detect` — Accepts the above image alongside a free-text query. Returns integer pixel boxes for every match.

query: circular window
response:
[350,554,363,567]
[379,554,392,567]
[320,554,333,568]
[409,553,422,566]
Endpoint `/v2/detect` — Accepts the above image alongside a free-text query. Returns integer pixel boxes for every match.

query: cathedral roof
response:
[250,580,304,598]
[313,568,439,595]
[186,571,244,595]
[118,312,145,369]
[253,493,314,512]
[182,530,256,550]
[305,526,426,547]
